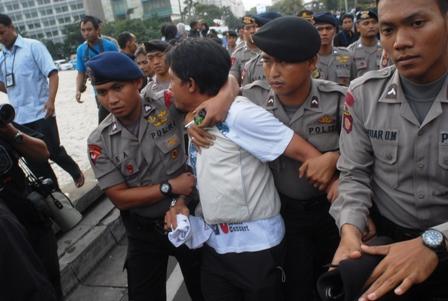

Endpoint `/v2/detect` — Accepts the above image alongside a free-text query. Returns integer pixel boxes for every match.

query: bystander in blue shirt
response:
[76,37,118,72]
[0,35,57,124]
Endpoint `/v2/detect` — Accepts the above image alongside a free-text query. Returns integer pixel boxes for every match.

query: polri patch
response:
[343,111,353,134]
[88,144,102,165]
[345,91,355,107]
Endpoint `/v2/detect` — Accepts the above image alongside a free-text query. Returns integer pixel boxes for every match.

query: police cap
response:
[314,12,338,27]
[253,16,320,63]
[144,40,171,54]
[242,15,256,25]
[86,52,143,85]
[297,9,314,23]
[356,10,378,22]
[254,12,282,27]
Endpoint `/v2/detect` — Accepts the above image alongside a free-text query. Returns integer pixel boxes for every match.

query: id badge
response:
[5,73,15,87]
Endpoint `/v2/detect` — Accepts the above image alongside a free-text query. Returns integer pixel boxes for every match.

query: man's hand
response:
[0,122,17,138]
[193,99,228,128]
[362,216,377,242]
[331,224,363,268]
[169,172,196,196]
[299,151,339,190]
[164,198,190,231]
[75,91,83,103]
[358,238,438,301]
[44,100,55,118]
[187,126,215,152]
[325,178,339,203]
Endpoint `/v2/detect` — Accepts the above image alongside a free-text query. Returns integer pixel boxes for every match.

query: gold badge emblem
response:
[146,110,168,127]
[319,115,334,124]
[312,68,320,79]
[336,55,350,64]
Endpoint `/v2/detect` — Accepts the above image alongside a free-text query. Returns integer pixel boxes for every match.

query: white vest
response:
[196,124,281,225]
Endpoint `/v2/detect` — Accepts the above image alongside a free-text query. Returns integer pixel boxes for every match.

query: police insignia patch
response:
[267,98,274,107]
[146,110,169,127]
[164,90,173,108]
[312,68,320,79]
[386,84,398,99]
[336,55,350,64]
[311,96,319,108]
[345,91,355,107]
[88,144,102,165]
[343,111,353,134]
[126,164,134,175]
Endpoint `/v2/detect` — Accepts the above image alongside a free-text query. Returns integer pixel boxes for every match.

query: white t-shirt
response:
[189,97,293,253]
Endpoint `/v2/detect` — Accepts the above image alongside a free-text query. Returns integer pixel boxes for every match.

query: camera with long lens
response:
[0,103,15,126]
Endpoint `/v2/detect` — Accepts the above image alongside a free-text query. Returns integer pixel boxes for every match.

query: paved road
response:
[0,70,98,188]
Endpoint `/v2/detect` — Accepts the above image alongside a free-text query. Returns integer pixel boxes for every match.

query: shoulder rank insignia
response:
[386,84,397,99]
[311,96,319,108]
[266,98,274,107]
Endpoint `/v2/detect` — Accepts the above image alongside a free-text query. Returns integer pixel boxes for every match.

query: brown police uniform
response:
[87,96,202,301]
[230,42,260,83]
[331,66,448,299]
[243,78,347,300]
[348,39,382,78]
[313,47,353,86]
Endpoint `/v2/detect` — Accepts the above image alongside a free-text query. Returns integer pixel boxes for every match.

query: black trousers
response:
[22,116,81,189]
[371,211,448,301]
[201,242,285,301]
[121,211,203,301]
[280,194,340,301]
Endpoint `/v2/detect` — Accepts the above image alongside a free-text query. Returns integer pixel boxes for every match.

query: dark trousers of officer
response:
[121,211,203,301]
[201,241,285,301]
[372,210,448,301]
[22,116,82,189]
[280,194,340,301]
[0,202,57,301]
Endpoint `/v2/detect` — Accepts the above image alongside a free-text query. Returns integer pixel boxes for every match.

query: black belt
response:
[279,192,328,211]
[121,210,166,235]
[371,208,422,242]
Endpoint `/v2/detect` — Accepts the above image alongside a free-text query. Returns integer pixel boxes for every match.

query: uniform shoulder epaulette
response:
[315,79,348,95]
[350,65,395,90]
[241,79,270,91]
[231,45,245,57]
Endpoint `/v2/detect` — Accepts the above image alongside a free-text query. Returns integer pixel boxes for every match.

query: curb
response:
[56,168,125,297]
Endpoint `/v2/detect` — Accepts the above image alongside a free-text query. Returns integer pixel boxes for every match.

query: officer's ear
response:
[187,77,197,93]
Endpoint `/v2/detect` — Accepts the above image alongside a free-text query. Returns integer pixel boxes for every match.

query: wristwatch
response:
[160,181,173,197]
[421,229,448,261]
[13,130,24,144]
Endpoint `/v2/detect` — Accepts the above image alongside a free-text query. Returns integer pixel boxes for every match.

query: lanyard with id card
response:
[3,48,16,88]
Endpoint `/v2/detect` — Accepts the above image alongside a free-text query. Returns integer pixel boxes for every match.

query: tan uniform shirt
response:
[243,79,346,200]
[87,97,186,218]
[348,39,382,78]
[241,53,265,86]
[230,42,260,84]
[313,47,353,86]
[330,66,448,237]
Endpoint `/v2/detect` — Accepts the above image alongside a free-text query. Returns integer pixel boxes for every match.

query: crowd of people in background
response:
[0,0,448,300]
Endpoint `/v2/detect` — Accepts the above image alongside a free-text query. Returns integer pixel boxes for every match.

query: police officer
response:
[0,113,62,300]
[229,15,261,85]
[142,40,171,102]
[242,16,346,300]
[348,10,382,78]
[240,12,282,87]
[313,12,353,86]
[331,0,448,300]
[86,52,203,301]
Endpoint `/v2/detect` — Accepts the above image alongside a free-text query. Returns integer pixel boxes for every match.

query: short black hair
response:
[81,15,101,29]
[376,0,448,14]
[0,14,12,27]
[167,38,230,96]
[117,31,134,49]
[134,45,146,57]
[190,20,199,28]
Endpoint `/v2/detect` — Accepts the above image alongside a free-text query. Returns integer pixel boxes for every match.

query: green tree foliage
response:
[222,6,240,30]
[270,0,304,15]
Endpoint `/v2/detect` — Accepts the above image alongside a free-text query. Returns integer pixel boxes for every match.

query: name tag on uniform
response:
[5,73,15,87]
[441,132,448,145]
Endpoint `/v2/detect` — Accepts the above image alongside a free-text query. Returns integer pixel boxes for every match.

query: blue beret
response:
[86,52,143,85]
[254,12,282,27]
[314,12,338,27]
[356,10,378,22]
[253,16,320,63]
